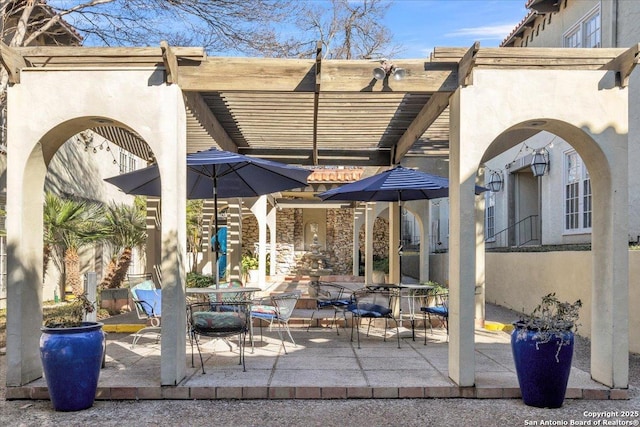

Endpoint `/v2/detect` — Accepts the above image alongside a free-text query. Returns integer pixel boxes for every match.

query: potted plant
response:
[418,281,447,304]
[511,292,582,408]
[372,257,389,284]
[40,293,105,411]
[241,252,259,283]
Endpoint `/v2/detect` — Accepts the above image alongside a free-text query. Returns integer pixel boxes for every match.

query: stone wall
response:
[358,217,390,260]
[241,207,356,275]
[325,208,354,275]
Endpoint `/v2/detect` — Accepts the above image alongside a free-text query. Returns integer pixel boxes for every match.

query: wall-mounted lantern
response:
[487,170,504,192]
[531,149,550,177]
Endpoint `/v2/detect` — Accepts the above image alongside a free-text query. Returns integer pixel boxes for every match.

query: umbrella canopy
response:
[105,147,311,199]
[317,165,486,202]
[105,147,311,286]
[317,165,486,283]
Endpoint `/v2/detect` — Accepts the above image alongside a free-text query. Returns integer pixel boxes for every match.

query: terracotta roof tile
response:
[307,168,364,183]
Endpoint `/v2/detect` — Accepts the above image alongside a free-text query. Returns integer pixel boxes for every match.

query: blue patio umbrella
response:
[318,165,486,280]
[317,165,486,202]
[105,147,311,286]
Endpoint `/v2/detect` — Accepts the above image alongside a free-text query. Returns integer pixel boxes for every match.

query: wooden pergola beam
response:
[183,92,237,152]
[458,41,480,87]
[313,41,322,165]
[238,147,391,166]
[606,43,640,88]
[161,40,179,85]
[178,57,458,93]
[392,92,452,165]
[0,41,28,84]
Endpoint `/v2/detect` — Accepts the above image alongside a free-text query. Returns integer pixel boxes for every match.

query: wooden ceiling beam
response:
[605,43,640,88]
[239,148,391,166]
[183,92,237,152]
[458,42,480,87]
[313,41,322,165]
[160,41,179,85]
[0,41,28,84]
[179,58,458,92]
[392,92,451,165]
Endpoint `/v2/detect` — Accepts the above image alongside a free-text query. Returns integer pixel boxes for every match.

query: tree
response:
[186,200,204,273]
[0,0,299,142]
[43,192,107,297]
[282,0,400,59]
[99,202,147,289]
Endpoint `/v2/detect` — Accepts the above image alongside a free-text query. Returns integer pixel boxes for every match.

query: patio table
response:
[397,283,433,341]
[186,287,261,351]
[364,283,432,341]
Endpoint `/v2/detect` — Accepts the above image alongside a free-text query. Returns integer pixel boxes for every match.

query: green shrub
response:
[186,272,215,288]
[373,257,389,273]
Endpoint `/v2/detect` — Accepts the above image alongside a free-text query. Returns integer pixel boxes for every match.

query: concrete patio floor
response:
[6,313,622,402]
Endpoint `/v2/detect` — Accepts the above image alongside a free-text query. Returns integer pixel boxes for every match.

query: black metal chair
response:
[307,281,352,335]
[187,299,251,373]
[347,285,401,349]
[421,290,449,345]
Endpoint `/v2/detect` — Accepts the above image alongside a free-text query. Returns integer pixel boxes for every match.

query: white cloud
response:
[445,24,518,40]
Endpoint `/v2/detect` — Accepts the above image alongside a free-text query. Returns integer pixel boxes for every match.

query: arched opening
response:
[478,117,620,386]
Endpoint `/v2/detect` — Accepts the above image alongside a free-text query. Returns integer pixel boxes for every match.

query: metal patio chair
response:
[307,281,352,335]
[128,273,162,348]
[188,299,252,373]
[250,291,300,354]
[347,285,401,349]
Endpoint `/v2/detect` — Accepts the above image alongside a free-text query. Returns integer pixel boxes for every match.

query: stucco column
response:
[475,189,486,328]
[364,203,375,284]
[448,89,477,386]
[227,200,242,281]
[388,201,400,284]
[589,129,629,388]
[267,203,277,276]
[157,88,188,386]
[352,207,362,275]
[249,195,268,289]
[5,143,46,386]
[406,200,430,282]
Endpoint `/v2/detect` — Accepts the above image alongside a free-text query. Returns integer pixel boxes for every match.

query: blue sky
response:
[385,0,528,58]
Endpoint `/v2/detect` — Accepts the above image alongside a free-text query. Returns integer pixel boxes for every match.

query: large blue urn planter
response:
[40,322,105,411]
[511,322,574,408]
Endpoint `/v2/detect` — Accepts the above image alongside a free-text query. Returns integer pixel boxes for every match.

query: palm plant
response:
[43,192,108,297]
[99,202,147,289]
[187,200,204,273]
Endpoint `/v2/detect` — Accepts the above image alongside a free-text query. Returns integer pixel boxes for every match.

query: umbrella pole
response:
[398,195,403,284]
[214,173,220,289]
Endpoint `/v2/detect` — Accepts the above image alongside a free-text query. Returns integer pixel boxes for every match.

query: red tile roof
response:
[307,168,364,183]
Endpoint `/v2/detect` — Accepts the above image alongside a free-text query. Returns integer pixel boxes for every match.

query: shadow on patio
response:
[7,301,618,401]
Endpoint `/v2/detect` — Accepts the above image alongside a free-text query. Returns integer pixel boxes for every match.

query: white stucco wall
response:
[430,250,640,354]
[485,132,593,247]
[503,0,640,242]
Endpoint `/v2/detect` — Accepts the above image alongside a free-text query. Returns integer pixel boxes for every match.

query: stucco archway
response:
[6,68,188,386]
[449,68,628,388]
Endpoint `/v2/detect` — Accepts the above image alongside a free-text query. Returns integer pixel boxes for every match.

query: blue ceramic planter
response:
[40,322,105,411]
[511,324,574,408]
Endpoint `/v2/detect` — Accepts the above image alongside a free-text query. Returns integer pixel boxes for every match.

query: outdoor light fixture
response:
[487,169,504,192]
[373,60,406,81]
[531,149,549,177]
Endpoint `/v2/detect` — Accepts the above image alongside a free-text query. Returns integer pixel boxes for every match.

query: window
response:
[564,151,591,232]
[485,191,496,241]
[564,6,600,48]
[119,148,137,174]
[401,209,420,248]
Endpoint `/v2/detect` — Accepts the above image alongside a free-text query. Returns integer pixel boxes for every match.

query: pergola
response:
[2,42,636,390]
